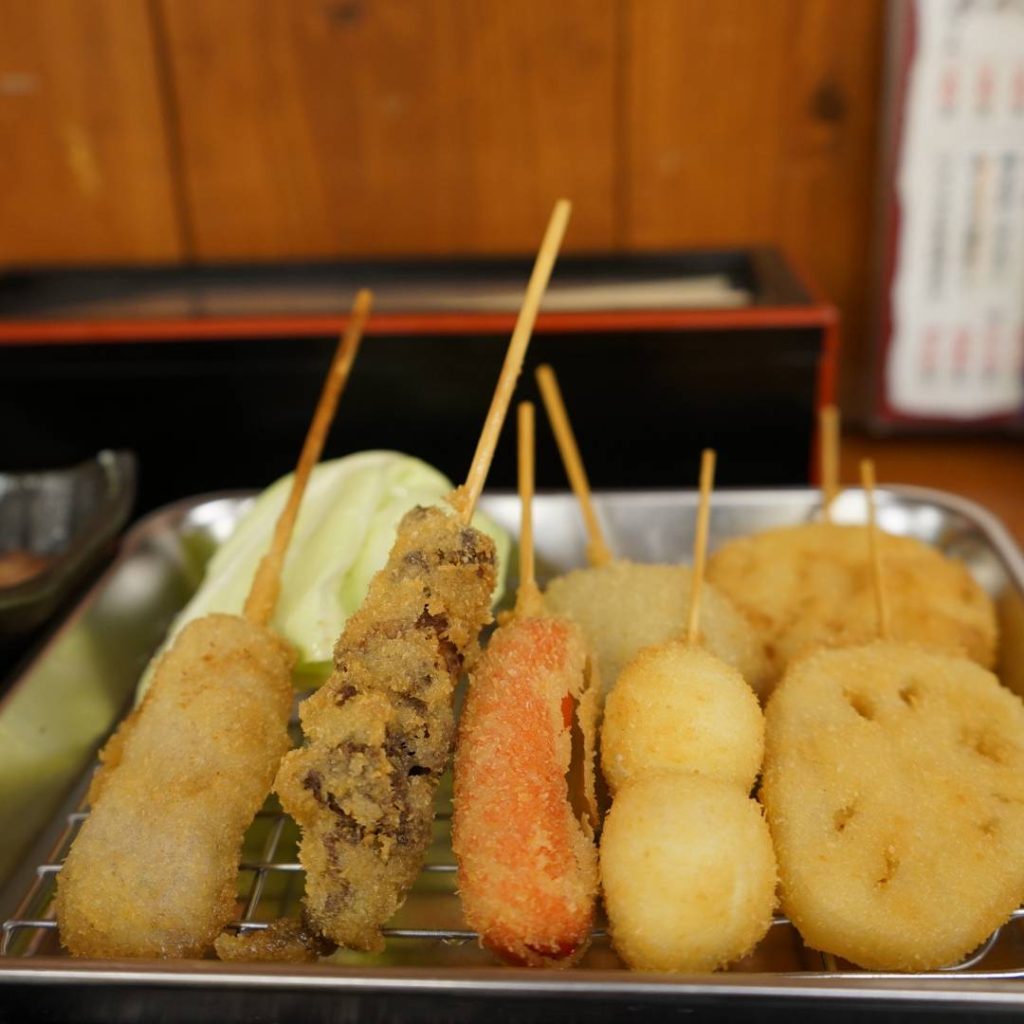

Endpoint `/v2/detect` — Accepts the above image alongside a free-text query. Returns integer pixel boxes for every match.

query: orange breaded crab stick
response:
[452,401,599,968]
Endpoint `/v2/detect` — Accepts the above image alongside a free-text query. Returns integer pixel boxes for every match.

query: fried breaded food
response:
[274,504,496,953]
[762,642,1024,972]
[215,918,332,963]
[453,615,599,968]
[601,643,764,795]
[601,771,776,972]
[707,524,997,691]
[56,614,294,958]
[544,560,771,698]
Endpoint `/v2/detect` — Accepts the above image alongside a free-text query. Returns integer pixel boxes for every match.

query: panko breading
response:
[452,616,599,968]
[544,560,771,698]
[762,642,1024,972]
[601,771,776,973]
[56,614,294,959]
[707,524,997,690]
[215,918,332,963]
[601,643,764,795]
[274,505,496,953]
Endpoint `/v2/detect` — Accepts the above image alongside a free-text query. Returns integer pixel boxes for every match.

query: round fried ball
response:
[707,524,997,692]
[762,642,1024,972]
[601,643,764,794]
[544,560,771,699]
[601,771,776,972]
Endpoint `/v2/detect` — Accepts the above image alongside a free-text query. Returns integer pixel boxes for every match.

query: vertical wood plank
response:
[0,0,182,264]
[623,0,885,411]
[161,0,617,258]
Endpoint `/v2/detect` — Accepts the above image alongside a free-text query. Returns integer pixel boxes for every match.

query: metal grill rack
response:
[5,789,1024,978]
[1,802,480,958]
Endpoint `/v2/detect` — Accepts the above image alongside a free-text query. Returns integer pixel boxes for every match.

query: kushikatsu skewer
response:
[819,404,840,523]
[685,449,716,645]
[860,458,891,639]
[535,364,612,567]
[452,401,599,967]
[601,450,764,794]
[55,289,373,959]
[537,366,769,695]
[273,200,573,955]
[761,454,1024,972]
[599,448,775,973]
[706,411,996,688]
[243,291,373,627]
[450,201,572,524]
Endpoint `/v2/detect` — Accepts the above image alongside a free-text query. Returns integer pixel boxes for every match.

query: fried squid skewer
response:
[274,200,573,953]
[55,291,372,959]
[453,402,599,967]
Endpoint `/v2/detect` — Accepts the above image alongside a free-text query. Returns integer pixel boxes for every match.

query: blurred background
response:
[0,1,1021,529]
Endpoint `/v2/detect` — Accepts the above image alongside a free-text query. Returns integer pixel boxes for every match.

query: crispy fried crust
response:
[601,642,764,794]
[762,642,1024,971]
[274,505,496,953]
[707,524,997,690]
[601,771,776,973]
[215,918,332,963]
[544,560,771,698]
[56,614,294,959]
[452,616,599,968]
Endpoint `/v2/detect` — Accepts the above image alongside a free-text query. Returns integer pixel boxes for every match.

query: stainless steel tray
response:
[2,485,1024,1022]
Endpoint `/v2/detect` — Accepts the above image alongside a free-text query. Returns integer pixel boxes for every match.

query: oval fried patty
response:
[601,771,776,973]
[601,643,764,794]
[707,524,997,692]
[762,642,1024,971]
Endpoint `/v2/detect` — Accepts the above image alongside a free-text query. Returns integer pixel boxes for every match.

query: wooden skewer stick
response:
[451,199,572,524]
[535,364,613,568]
[686,449,717,646]
[860,458,891,641]
[514,402,544,618]
[244,288,374,627]
[820,404,840,523]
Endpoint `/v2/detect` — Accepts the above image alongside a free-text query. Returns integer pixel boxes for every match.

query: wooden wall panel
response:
[0,0,887,415]
[622,0,885,411]
[160,0,617,258]
[0,0,182,264]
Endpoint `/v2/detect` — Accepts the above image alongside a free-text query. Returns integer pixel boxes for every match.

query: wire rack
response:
[0,799,477,961]
[6,784,1024,977]
[6,689,1024,975]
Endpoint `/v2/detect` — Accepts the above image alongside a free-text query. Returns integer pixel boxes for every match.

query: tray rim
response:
[3,959,1024,1010]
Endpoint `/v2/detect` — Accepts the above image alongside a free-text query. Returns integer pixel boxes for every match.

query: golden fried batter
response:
[274,504,496,953]
[601,643,764,794]
[56,614,294,958]
[707,524,997,689]
[215,918,332,963]
[763,642,1024,971]
[601,771,776,972]
[453,616,599,968]
[544,561,771,698]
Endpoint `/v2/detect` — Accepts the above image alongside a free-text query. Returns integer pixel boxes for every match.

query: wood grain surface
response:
[621,0,885,412]
[0,0,182,264]
[159,0,617,258]
[842,432,1024,546]
[0,1,891,412]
